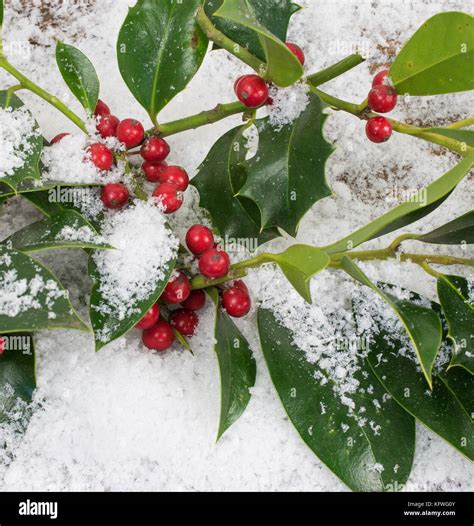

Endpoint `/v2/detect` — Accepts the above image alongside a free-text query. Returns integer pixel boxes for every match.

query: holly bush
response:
[0,0,473,491]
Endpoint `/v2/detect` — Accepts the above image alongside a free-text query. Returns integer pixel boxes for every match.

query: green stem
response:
[0,57,87,133]
[309,85,364,115]
[447,117,474,129]
[191,268,248,290]
[418,262,443,279]
[5,84,23,106]
[196,6,265,75]
[307,53,365,87]
[388,232,421,251]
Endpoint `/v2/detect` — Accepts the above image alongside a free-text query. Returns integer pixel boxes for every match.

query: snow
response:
[0,0,473,491]
[267,81,310,128]
[55,223,105,244]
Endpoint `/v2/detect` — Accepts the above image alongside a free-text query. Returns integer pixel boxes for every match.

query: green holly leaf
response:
[208,288,256,440]
[56,42,100,114]
[419,211,474,245]
[437,275,474,375]
[0,0,4,28]
[0,245,88,333]
[5,209,113,253]
[117,0,208,122]
[390,12,474,96]
[0,92,43,192]
[205,0,300,62]
[239,93,333,237]
[342,258,442,388]
[258,308,415,491]
[213,0,304,87]
[0,333,36,425]
[192,123,279,247]
[439,367,474,423]
[325,152,474,254]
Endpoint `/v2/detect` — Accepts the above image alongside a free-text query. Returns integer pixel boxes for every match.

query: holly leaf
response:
[390,12,474,96]
[192,123,279,247]
[437,275,474,375]
[56,42,100,114]
[117,0,208,121]
[439,367,474,423]
[325,152,474,254]
[239,93,334,237]
[207,288,256,440]
[205,0,300,61]
[5,209,113,253]
[258,308,415,491]
[342,257,442,388]
[0,245,88,333]
[0,333,36,425]
[419,211,473,245]
[0,92,43,192]
[213,0,304,87]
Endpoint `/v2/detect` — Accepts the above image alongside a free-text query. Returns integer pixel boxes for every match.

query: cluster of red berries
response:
[365,70,398,144]
[233,42,305,108]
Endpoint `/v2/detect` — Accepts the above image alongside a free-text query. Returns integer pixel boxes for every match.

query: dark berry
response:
[142,161,168,183]
[186,225,214,256]
[222,286,251,318]
[116,118,145,148]
[51,132,70,144]
[152,183,184,214]
[366,116,393,143]
[161,271,191,304]
[372,69,390,87]
[181,289,206,311]
[87,143,114,171]
[94,99,110,118]
[141,137,170,162]
[170,309,199,337]
[142,320,175,351]
[286,42,305,65]
[199,249,231,279]
[368,85,398,113]
[101,183,129,209]
[234,75,269,108]
[135,304,160,330]
[159,165,189,192]
[97,114,119,138]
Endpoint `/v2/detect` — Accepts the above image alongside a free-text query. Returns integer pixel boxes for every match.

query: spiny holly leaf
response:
[390,12,474,95]
[437,275,474,375]
[342,257,442,388]
[325,152,474,254]
[56,42,100,114]
[213,0,303,87]
[192,123,279,247]
[0,92,43,192]
[0,245,88,333]
[419,211,474,245]
[0,333,36,425]
[359,308,474,461]
[117,0,208,121]
[439,367,474,423]
[208,288,256,440]
[5,209,113,253]
[239,93,334,237]
[258,308,415,491]
[205,0,300,62]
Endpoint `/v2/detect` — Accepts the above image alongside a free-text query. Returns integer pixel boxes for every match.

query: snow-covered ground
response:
[0,0,473,491]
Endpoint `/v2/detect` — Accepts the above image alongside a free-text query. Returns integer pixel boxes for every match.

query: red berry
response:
[142,320,175,351]
[135,304,160,330]
[233,280,249,294]
[0,336,5,356]
[51,132,70,144]
[234,75,269,108]
[161,271,191,304]
[97,114,119,138]
[117,118,145,148]
[142,161,168,183]
[87,143,114,171]
[372,69,390,87]
[199,249,231,279]
[170,309,199,337]
[159,165,189,192]
[368,85,398,113]
[94,99,110,118]
[186,225,214,256]
[181,289,206,311]
[101,183,129,209]
[222,286,251,318]
[141,137,170,162]
[366,117,393,143]
[152,183,184,214]
[286,42,305,65]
